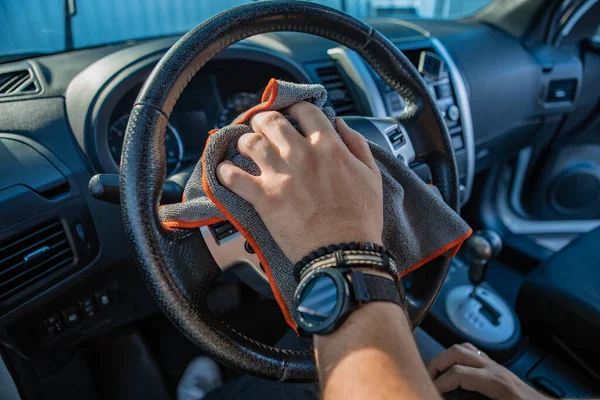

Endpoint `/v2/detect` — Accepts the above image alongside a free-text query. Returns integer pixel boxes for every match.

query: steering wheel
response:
[120,0,459,382]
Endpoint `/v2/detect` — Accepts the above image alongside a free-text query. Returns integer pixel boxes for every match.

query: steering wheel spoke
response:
[342,116,416,166]
[199,225,273,298]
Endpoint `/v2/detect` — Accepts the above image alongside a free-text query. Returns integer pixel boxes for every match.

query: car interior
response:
[1,0,600,398]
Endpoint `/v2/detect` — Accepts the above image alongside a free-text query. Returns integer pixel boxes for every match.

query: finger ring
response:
[476,350,483,356]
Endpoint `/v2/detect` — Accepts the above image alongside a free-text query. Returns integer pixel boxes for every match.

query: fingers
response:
[237,132,284,172]
[216,161,262,205]
[286,101,339,145]
[433,365,498,397]
[461,342,479,352]
[427,344,487,379]
[250,111,304,154]
[336,118,378,170]
[461,342,488,358]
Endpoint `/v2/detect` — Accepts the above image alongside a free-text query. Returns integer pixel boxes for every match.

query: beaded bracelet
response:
[293,242,397,282]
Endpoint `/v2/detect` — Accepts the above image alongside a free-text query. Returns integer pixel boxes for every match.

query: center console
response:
[425,231,522,362]
[369,40,475,206]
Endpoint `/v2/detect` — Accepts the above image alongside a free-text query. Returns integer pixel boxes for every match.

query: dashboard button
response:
[79,297,98,318]
[95,290,112,308]
[61,306,80,327]
[451,134,464,150]
[41,314,64,338]
[435,83,452,99]
[244,241,255,254]
[447,105,460,121]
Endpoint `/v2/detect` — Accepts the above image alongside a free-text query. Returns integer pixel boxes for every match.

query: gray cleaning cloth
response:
[160,78,472,329]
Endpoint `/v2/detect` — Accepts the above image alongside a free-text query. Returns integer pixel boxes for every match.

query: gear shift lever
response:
[445,229,516,345]
[464,230,502,294]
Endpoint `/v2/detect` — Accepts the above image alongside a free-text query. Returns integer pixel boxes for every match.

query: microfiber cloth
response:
[159,79,472,329]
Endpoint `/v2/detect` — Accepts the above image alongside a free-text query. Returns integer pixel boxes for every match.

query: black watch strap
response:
[350,270,402,306]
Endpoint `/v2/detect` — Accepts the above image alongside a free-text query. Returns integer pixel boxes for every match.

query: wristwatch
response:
[293,267,403,335]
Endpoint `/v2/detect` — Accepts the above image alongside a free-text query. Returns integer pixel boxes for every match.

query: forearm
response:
[314,302,441,400]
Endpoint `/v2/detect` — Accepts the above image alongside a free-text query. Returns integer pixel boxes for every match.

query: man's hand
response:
[217,101,441,400]
[428,343,552,400]
[216,102,383,262]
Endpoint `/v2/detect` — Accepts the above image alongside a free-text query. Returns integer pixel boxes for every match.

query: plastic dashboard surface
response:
[0,18,547,338]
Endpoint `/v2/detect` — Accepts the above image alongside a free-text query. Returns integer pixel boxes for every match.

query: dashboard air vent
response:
[315,65,358,115]
[0,67,40,98]
[0,221,73,301]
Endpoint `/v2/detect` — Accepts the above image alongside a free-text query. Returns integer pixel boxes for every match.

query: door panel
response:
[521,44,600,221]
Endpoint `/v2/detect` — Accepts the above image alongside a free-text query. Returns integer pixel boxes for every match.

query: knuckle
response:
[253,111,285,128]
[220,167,240,186]
[242,133,267,153]
[290,101,319,116]
[450,344,465,354]
[448,365,467,377]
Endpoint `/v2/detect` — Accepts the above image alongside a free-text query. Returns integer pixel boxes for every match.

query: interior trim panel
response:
[430,38,475,205]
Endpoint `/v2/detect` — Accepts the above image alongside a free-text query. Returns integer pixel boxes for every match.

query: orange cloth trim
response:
[208,79,279,136]
[200,133,297,332]
[398,228,473,279]
[231,78,279,125]
[162,217,225,230]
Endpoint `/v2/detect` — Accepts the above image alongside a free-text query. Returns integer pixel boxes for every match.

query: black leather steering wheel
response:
[120,0,459,382]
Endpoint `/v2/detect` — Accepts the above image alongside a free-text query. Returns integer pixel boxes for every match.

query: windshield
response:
[0,0,492,61]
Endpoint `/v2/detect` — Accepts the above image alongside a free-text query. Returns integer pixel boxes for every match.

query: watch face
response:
[294,268,350,334]
[297,274,338,324]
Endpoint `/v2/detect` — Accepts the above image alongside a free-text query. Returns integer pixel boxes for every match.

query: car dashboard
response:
[0,18,551,354]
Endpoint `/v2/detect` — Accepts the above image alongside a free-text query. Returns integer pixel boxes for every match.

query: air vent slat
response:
[0,248,72,290]
[0,222,59,254]
[0,220,73,301]
[11,75,32,93]
[0,229,64,269]
[315,64,358,116]
[0,256,73,301]
[0,66,41,98]
[0,73,28,94]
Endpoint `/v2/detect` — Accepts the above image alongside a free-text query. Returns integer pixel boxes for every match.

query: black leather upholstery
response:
[120,1,458,381]
[517,226,600,370]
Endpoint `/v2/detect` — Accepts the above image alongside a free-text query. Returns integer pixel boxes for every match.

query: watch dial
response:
[297,275,338,324]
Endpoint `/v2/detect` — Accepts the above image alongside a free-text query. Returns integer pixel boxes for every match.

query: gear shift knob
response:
[480,230,502,259]
[465,233,492,286]
[464,230,502,287]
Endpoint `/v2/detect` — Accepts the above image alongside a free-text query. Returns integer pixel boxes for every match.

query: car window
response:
[0,0,494,61]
